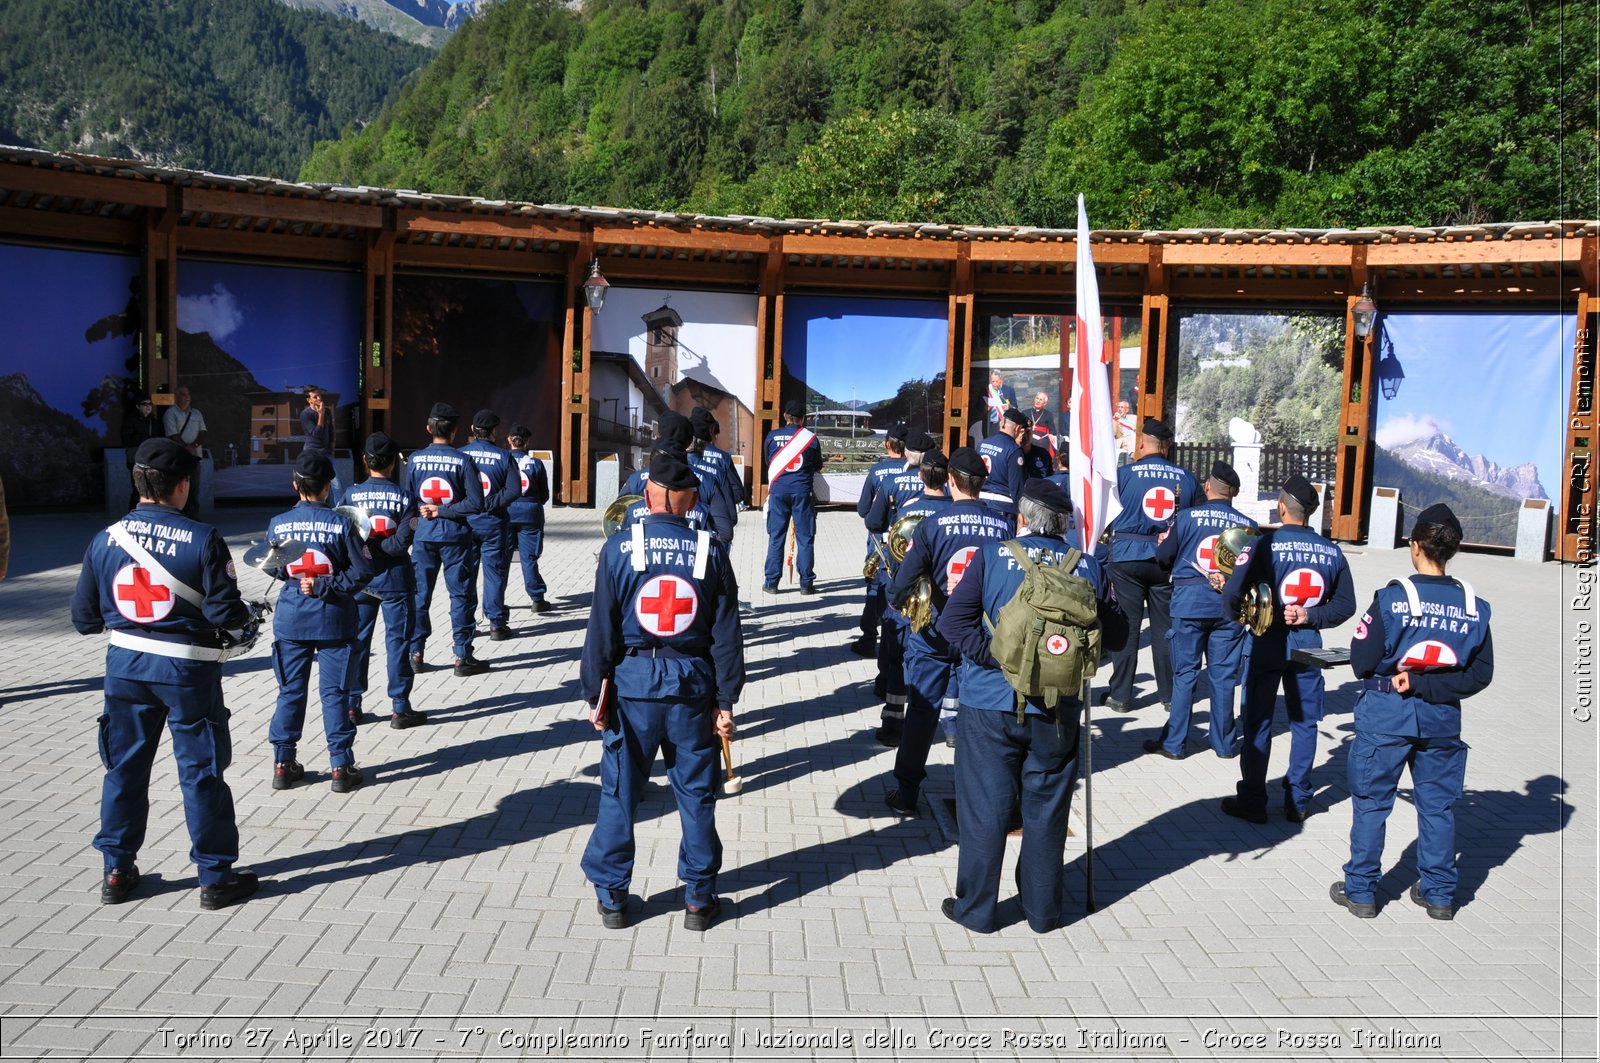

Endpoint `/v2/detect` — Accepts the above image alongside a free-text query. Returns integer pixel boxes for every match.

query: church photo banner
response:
[1373,310,1578,547]
[0,243,141,508]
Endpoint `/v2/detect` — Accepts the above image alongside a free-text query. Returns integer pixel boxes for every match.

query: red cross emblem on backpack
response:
[1045,633,1071,656]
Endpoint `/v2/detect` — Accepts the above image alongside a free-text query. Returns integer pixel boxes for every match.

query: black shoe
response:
[598,900,631,930]
[874,725,901,748]
[1142,739,1186,760]
[1220,796,1268,825]
[1104,697,1134,714]
[1329,881,1377,919]
[800,584,817,596]
[533,599,553,613]
[390,708,427,730]
[272,760,304,791]
[1409,883,1454,920]
[884,788,918,817]
[849,636,877,657]
[409,652,426,673]
[347,706,366,728]
[941,897,961,925]
[761,583,778,594]
[330,765,365,793]
[490,625,514,641]
[943,730,956,749]
[101,866,141,905]
[453,655,490,677]
[683,898,721,932]
[199,871,259,911]
[1218,745,1242,760]
[1284,802,1308,824]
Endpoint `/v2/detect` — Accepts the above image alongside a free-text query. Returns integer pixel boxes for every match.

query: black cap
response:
[133,437,196,477]
[689,407,717,439]
[921,447,948,471]
[1209,459,1240,490]
[364,431,399,462]
[1002,408,1031,429]
[472,409,500,431]
[886,420,910,443]
[654,410,694,454]
[1021,477,1073,514]
[1282,473,1319,513]
[949,447,987,478]
[134,393,154,405]
[508,423,532,440]
[783,399,806,419]
[648,450,700,491]
[1141,417,1174,444]
[1412,502,1463,537]
[429,401,459,422]
[294,449,335,483]
[907,430,939,453]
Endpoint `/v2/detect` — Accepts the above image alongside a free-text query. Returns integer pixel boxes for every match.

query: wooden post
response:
[1558,238,1598,562]
[1138,246,1167,421]
[362,225,395,438]
[559,233,594,504]
[1331,251,1374,542]
[753,236,784,507]
[945,245,974,453]
[143,188,179,401]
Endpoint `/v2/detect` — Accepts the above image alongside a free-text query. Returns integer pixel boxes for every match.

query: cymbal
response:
[243,538,308,571]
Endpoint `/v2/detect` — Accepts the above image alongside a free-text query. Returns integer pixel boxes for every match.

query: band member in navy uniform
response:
[762,399,822,594]
[622,412,695,496]
[1221,474,1355,825]
[694,406,747,519]
[338,432,424,730]
[72,438,260,909]
[1333,504,1492,920]
[580,451,743,932]
[976,408,1029,525]
[1101,417,1199,714]
[506,424,553,613]
[1020,426,1054,483]
[884,447,1015,816]
[459,410,521,642]
[266,450,374,793]
[853,421,908,657]
[938,478,1126,933]
[1149,460,1255,759]
[405,403,486,676]
[689,409,741,549]
[864,431,938,533]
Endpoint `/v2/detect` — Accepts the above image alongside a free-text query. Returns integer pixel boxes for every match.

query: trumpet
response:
[1212,525,1273,636]
[888,512,934,632]
[601,493,644,537]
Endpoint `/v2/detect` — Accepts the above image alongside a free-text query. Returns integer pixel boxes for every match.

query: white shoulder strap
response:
[1454,576,1479,619]
[630,520,647,572]
[107,522,205,608]
[1386,576,1422,617]
[692,530,711,580]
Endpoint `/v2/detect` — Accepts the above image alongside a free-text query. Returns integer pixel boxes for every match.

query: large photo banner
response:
[392,275,562,458]
[589,286,759,489]
[176,260,361,499]
[782,295,946,503]
[1374,311,1578,547]
[0,244,142,507]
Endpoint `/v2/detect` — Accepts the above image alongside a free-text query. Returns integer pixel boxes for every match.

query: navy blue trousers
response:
[893,639,958,799]
[352,589,415,714]
[412,539,477,659]
[763,488,816,587]
[469,518,512,626]
[96,674,240,886]
[1342,731,1469,906]
[1236,654,1324,813]
[513,524,547,602]
[1106,559,1174,705]
[270,639,356,769]
[1159,616,1247,755]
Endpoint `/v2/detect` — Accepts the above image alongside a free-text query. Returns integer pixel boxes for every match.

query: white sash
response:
[767,427,816,486]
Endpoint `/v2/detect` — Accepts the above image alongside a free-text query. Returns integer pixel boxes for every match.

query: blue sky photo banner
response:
[1374,310,1577,546]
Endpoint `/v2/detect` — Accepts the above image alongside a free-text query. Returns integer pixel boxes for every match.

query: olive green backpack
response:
[984,541,1101,720]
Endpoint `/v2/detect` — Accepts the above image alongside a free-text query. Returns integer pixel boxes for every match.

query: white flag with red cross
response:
[1068,195,1121,547]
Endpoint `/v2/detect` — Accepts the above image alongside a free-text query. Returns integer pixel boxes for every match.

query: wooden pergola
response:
[1,146,1592,560]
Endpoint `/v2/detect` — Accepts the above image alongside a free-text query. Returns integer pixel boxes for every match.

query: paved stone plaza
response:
[0,503,1593,1061]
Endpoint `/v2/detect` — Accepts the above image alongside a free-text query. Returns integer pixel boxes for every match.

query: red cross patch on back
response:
[1279,567,1326,607]
[1141,486,1175,521]
[286,548,334,579]
[945,546,978,593]
[1197,534,1220,572]
[114,563,175,623]
[420,477,454,506]
[1399,640,1458,671]
[634,574,700,637]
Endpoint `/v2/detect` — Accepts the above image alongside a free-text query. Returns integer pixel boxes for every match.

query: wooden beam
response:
[782,234,960,261]
[1366,238,1586,267]
[753,236,785,507]
[967,241,1147,265]
[1160,243,1355,268]
[592,225,769,254]
[782,265,952,292]
[1558,289,1596,562]
[185,187,382,229]
[397,209,571,242]
[0,163,168,207]
[577,260,760,288]
[0,208,140,248]
[394,243,566,275]
[946,246,974,453]
[1166,277,1350,301]
[1331,252,1372,542]
[178,227,364,263]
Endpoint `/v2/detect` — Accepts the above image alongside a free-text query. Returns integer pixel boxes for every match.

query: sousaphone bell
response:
[1211,525,1273,636]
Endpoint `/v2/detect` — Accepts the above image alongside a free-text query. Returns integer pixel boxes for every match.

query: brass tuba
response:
[601,493,644,537]
[1211,525,1274,636]
[888,512,934,632]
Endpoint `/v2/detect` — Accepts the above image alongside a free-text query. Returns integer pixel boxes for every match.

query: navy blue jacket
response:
[1105,455,1201,562]
[865,465,926,533]
[458,437,521,530]
[72,504,252,680]
[763,423,822,498]
[508,449,551,528]
[337,475,416,596]
[1155,498,1257,619]
[890,498,1015,657]
[404,442,483,544]
[580,514,745,711]
[702,442,745,513]
[876,493,951,616]
[975,431,1025,516]
[265,501,373,641]
[1350,575,1494,737]
[1222,523,1356,662]
[618,496,713,533]
[857,455,905,523]
[690,448,740,531]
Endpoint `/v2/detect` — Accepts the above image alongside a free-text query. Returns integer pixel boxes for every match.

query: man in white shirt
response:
[163,386,208,516]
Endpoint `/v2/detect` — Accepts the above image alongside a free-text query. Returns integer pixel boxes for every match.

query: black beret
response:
[1209,459,1240,490]
[364,432,399,462]
[133,437,196,477]
[508,423,532,440]
[921,447,947,471]
[1021,477,1074,514]
[294,449,335,483]
[1002,407,1031,429]
[907,430,939,453]
[1282,473,1319,513]
[949,447,987,478]
[1412,502,1463,537]
[783,399,806,419]
[1141,417,1174,443]
[429,402,458,422]
[648,450,700,492]
[472,409,500,431]
[886,420,910,443]
[654,410,694,453]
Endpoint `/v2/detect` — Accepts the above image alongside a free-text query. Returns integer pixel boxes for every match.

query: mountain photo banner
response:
[1374,311,1578,547]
